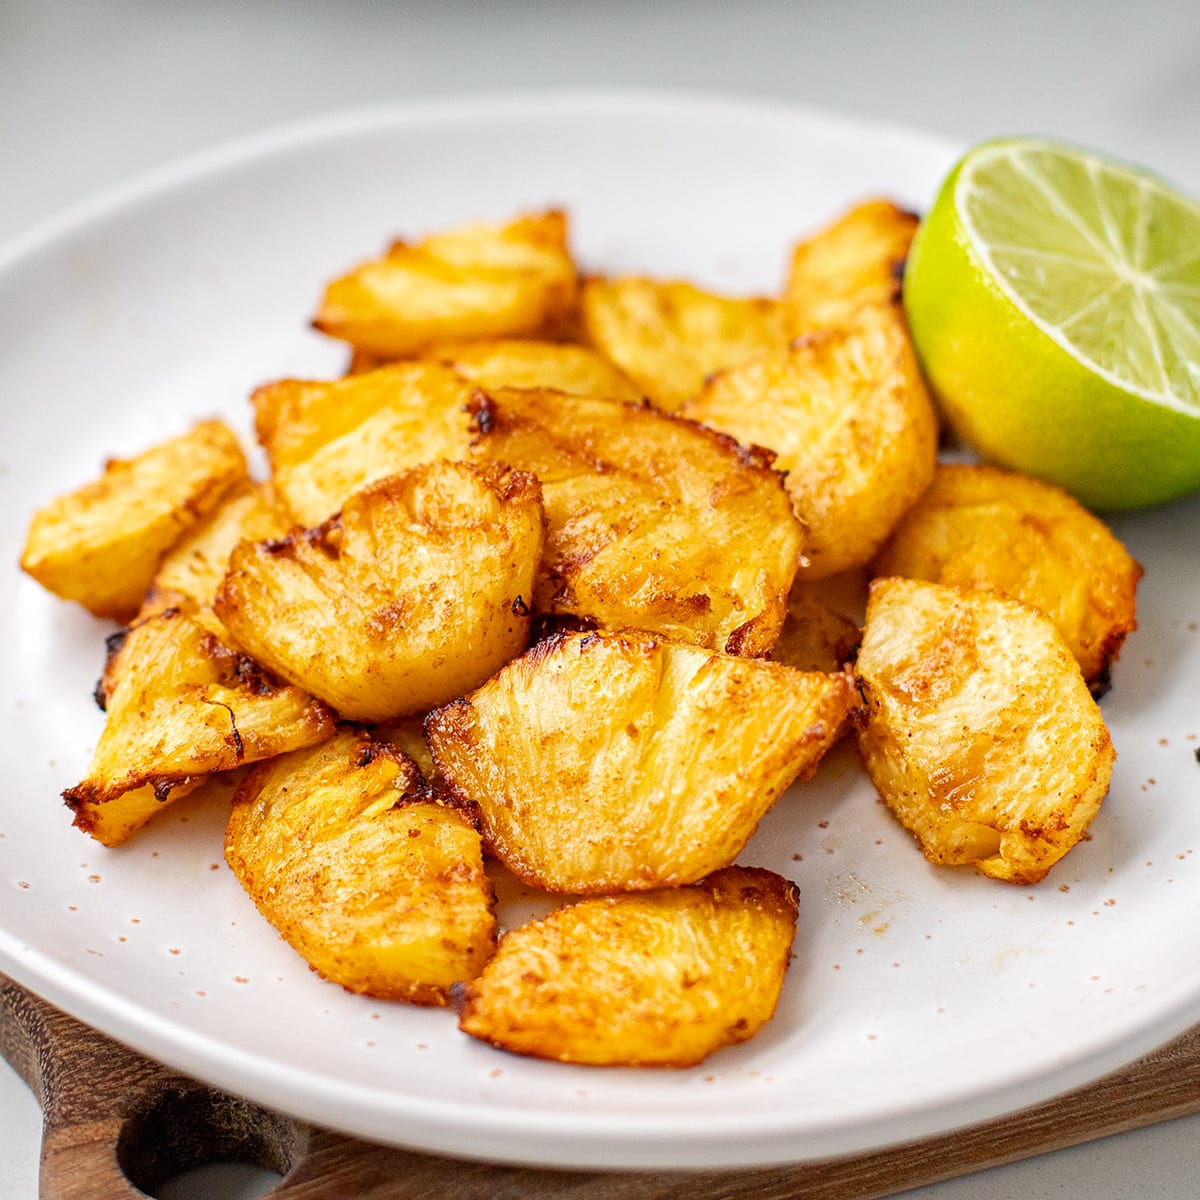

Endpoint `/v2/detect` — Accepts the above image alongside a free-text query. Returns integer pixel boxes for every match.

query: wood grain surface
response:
[5,974,1200,1199]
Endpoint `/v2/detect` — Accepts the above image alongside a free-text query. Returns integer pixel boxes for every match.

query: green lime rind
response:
[903,137,1200,512]
[961,138,1200,413]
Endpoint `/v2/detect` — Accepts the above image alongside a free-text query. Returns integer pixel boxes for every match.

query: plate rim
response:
[0,86,961,274]
[2,87,1197,1170]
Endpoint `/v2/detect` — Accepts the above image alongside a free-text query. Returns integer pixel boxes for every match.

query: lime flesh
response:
[903,137,1200,511]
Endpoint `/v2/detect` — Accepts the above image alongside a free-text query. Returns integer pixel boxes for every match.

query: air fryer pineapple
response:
[786,198,919,332]
[581,277,789,412]
[873,463,1142,694]
[226,730,496,1004]
[423,337,643,400]
[65,606,335,846]
[685,301,938,578]
[21,419,249,621]
[459,867,798,1066]
[144,479,292,639]
[215,460,545,723]
[855,577,1114,885]
[468,387,802,655]
[313,209,579,357]
[427,630,854,893]
[28,197,1150,1065]
[770,587,862,675]
[252,362,479,527]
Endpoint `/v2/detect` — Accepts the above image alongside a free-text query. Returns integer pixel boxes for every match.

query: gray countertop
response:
[3,2,1199,1196]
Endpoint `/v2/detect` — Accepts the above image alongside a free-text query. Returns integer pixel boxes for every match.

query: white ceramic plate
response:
[1,91,1198,1171]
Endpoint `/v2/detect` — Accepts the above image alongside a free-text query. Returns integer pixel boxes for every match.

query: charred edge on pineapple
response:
[659,405,779,474]
[702,866,800,916]
[350,737,430,803]
[420,707,485,827]
[527,612,597,646]
[200,633,287,699]
[1090,614,1140,700]
[102,625,130,665]
[522,628,573,665]
[152,778,188,803]
[231,652,281,697]
[263,518,343,563]
[422,776,482,828]
[724,618,765,657]
[577,630,607,654]
[94,608,183,710]
[851,675,872,731]
[201,698,243,760]
[466,389,496,436]
[355,741,382,768]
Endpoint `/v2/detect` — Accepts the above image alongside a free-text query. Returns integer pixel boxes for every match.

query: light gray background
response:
[3,2,1199,1197]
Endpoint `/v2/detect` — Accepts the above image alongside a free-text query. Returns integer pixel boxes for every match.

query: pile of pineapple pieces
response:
[20,202,1141,1068]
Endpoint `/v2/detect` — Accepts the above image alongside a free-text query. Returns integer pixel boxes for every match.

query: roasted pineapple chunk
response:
[468,388,802,655]
[855,578,1114,885]
[423,337,643,400]
[770,587,861,674]
[151,481,290,608]
[785,198,919,332]
[144,479,292,639]
[376,716,439,783]
[215,461,544,723]
[580,277,790,411]
[226,730,496,1003]
[73,780,206,849]
[64,606,335,846]
[21,419,249,621]
[427,630,854,892]
[685,302,938,578]
[873,464,1142,695]
[459,867,798,1066]
[252,362,478,527]
[313,210,579,357]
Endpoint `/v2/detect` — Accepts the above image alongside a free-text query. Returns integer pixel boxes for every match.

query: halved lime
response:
[903,136,1200,511]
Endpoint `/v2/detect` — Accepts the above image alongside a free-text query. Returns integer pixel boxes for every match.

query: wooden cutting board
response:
[5,974,1200,1200]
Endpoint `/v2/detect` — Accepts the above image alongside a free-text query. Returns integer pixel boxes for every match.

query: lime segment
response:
[903,136,1200,510]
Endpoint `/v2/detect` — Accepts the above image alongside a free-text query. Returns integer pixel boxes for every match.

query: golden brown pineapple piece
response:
[252,362,478,527]
[873,464,1142,695]
[427,630,854,892]
[144,480,292,637]
[376,717,439,784]
[151,481,290,608]
[215,461,544,723]
[581,277,790,411]
[786,198,919,333]
[423,337,643,400]
[770,587,861,674]
[855,577,1114,885]
[313,210,578,357]
[64,607,335,846]
[226,730,496,1003]
[459,867,798,1066]
[21,420,249,621]
[468,388,802,655]
[685,302,938,578]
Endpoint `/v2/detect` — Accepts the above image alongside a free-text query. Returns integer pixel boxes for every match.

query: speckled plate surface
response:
[1,91,1198,1170]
